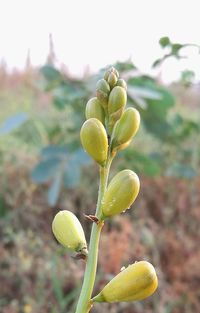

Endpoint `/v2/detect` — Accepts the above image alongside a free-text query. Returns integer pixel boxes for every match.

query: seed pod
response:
[116,78,127,90]
[104,67,119,81]
[93,261,158,303]
[108,86,127,132]
[52,210,87,255]
[111,108,140,152]
[96,79,110,108]
[101,169,140,218]
[80,118,108,166]
[107,72,118,89]
[85,97,105,124]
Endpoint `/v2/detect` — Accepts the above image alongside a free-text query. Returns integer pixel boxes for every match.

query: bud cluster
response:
[51,67,158,310]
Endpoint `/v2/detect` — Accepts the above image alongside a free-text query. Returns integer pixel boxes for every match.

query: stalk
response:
[75,156,113,313]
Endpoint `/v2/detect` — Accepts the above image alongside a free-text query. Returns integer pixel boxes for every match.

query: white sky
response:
[0,0,200,82]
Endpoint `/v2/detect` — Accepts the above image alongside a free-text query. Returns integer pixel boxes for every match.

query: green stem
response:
[75,157,113,313]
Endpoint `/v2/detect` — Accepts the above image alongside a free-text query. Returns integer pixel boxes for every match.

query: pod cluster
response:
[80,67,140,167]
[52,67,158,305]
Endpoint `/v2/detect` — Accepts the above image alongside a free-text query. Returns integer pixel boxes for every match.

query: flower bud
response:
[104,67,119,81]
[101,169,140,218]
[116,78,127,90]
[108,86,127,132]
[111,108,140,152]
[85,97,105,124]
[96,79,110,108]
[52,210,87,255]
[80,118,108,166]
[107,72,118,89]
[93,261,158,303]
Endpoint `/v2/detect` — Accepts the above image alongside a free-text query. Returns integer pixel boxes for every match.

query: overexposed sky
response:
[0,0,200,82]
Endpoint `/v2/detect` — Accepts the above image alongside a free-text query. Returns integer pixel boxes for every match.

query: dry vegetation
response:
[0,63,200,313]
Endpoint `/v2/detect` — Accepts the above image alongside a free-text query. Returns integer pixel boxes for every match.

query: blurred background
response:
[0,1,200,313]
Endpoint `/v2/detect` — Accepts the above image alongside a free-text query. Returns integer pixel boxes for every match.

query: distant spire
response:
[47,33,56,65]
[25,49,31,69]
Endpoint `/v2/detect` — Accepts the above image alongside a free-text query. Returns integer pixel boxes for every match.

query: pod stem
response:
[74,154,113,313]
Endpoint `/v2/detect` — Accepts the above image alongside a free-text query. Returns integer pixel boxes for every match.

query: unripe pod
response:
[52,210,87,255]
[107,72,118,89]
[93,261,158,303]
[111,108,140,152]
[80,118,108,166]
[96,79,110,108]
[101,169,140,218]
[108,86,127,115]
[104,67,119,81]
[108,86,127,132]
[116,78,127,90]
[85,97,105,124]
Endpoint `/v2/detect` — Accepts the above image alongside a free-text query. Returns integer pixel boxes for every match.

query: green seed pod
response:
[85,97,105,124]
[104,67,119,81]
[108,86,127,132]
[111,108,140,152]
[116,78,127,90]
[96,79,110,108]
[107,72,118,89]
[80,118,108,166]
[101,169,140,218]
[93,261,158,303]
[52,210,87,255]
[108,86,127,114]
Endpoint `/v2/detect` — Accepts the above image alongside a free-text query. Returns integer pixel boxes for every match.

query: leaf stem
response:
[74,156,113,313]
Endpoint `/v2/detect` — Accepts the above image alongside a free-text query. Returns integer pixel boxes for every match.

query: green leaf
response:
[63,161,80,188]
[128,85,162,101]
[40,65,62,83]
[41,145,68,159]
[114,61,137,72]
[72,149,90,166]
[0,113,29,135]
[128,77,175,139]
[171,43,183,55]
[48,173,62,207]
[152,58,163,68]
[31,158,60,183]
[63,149,90,188]
[159,36,171,48]
[166,163,197,178]
[122,149,161,177]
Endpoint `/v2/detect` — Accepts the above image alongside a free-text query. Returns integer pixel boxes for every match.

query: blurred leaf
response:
[41,145,68,159]
[0,112,29,135]
[159,36,171,47]
[48,173,62,207]
[64,160,80,188]
[166,163,197,178]
[180,70,195,86]
[63,149,90,187]
[40,65,62,83]
[31,158,61,183]
[114,61,137,72]
[128,77,175,138]
[122,149,161,177]
[171,43,183,55]
[72,149,90,166]
[152,58,163,68]
[128,85,162,101]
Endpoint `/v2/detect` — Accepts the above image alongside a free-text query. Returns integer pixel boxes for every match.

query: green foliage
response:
[31,145,90,206]
[0,112,29,135]
[153,36,200,68]
[1,40,199,206]
[128,76,175,138]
